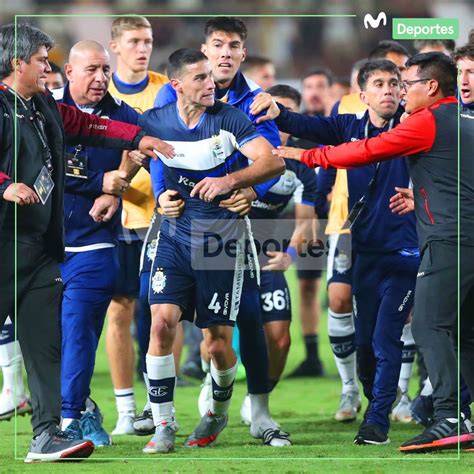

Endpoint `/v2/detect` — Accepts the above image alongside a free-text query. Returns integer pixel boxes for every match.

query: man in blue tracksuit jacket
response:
[53,41,140,446]
[252,59,420,445]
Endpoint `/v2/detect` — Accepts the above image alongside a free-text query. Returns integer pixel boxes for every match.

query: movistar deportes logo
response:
[364,12,387,29]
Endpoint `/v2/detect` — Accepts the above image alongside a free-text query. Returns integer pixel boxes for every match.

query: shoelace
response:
[54,429,78,441]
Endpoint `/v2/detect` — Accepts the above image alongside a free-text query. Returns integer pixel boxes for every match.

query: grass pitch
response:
[1,270,472,472]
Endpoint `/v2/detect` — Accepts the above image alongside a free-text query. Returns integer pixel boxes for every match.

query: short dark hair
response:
[453,43,474,62]
[0,23,54,80]
[357,59,401,91]
[406,52,457,97]
[167,48,208,80]
[302,67,334,86]
[368,40,410,60]
[267,84,301,107]
[241,56,272,72]
[204,17,248,42]
[414,39,456,54]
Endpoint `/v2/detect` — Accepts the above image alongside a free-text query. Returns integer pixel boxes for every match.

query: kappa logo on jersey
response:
[149,386,169,397]
[146,239,158,261]
[151,269,167,294]
[178,175,196,188]
[210,135,226,161]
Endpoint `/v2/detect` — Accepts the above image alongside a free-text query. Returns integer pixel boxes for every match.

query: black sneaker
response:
[287,359,325,378]
[354,423,390,445]
[25,427,94,463]
[181,361,206,380]
[400,418,473,453]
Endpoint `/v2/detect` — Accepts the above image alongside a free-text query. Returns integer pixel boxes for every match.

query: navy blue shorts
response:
[114,238,143,298]
[259,270,291,323]
[149,232,245,329]
[327,233,353,286]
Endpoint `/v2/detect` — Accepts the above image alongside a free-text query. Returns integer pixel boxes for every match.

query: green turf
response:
[1,270,472,472]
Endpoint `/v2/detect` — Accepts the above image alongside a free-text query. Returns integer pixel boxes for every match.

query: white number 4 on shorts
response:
[208,293,222,314]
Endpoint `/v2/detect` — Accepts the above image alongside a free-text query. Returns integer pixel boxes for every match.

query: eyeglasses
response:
[400,78,432,91]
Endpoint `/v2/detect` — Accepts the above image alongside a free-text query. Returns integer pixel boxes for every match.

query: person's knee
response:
[207,335,229,361]
[271,332,291,355]
[108,297,135,328]
[329,294,352,313]
[299,279,318,300]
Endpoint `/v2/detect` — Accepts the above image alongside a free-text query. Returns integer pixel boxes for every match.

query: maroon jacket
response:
[0,87,145,260]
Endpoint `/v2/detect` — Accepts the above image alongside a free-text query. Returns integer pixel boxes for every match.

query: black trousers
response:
[412,241,474,420]
[0,237,62,436]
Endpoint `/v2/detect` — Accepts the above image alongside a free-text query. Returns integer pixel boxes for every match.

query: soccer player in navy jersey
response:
[138,48,284,454]
[152,17,287,445]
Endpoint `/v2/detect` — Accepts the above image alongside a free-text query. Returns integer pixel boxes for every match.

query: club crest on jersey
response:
[146,239,158,261]
[282,171,296,191]
[151,268,166,294]
[210,135,225,161]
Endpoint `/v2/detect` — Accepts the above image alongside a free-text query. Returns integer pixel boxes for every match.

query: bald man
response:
[52,40,141,447]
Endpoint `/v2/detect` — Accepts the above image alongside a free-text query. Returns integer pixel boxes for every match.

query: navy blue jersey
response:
[250,158,317,220]
[154,72,281,199]
[139,101,259,246]
[275,106,418,253]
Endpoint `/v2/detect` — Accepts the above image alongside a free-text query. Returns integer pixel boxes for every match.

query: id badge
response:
[34,165,55,205]
[341,197,366,231]
[65,152,88,179]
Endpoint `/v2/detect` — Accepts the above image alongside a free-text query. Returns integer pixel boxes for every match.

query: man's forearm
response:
[228,155,285,191]
[119,152,141,181]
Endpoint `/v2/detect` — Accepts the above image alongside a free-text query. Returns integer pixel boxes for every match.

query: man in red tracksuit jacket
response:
[274,52,474,453]
[0,23,172,463]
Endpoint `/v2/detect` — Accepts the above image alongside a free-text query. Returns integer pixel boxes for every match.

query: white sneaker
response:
[335,391,361,422]
[0,389,32,421]
[198,373,212,417]
[391,393,413,423]
[250,422,291,447]
[111,413,135,435]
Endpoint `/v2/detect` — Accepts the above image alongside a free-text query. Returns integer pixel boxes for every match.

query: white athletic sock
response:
[0,340,25,396]
[399,323,415,395]
[421,377,433,396]
[114,387,136,415]
[328,310,358,394]
[249,393,272,429]
[146,353,176,425]
[61,417,78,430]
[210,360,237,416]
[201,357,210,374]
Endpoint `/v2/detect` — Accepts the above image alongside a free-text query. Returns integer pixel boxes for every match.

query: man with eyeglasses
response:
[251,58,419,446]
[273,52,474,453]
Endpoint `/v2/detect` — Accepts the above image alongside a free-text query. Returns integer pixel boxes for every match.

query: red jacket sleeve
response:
[57,103,144,150]
[0,172,11,184]
[301,107,436,169]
